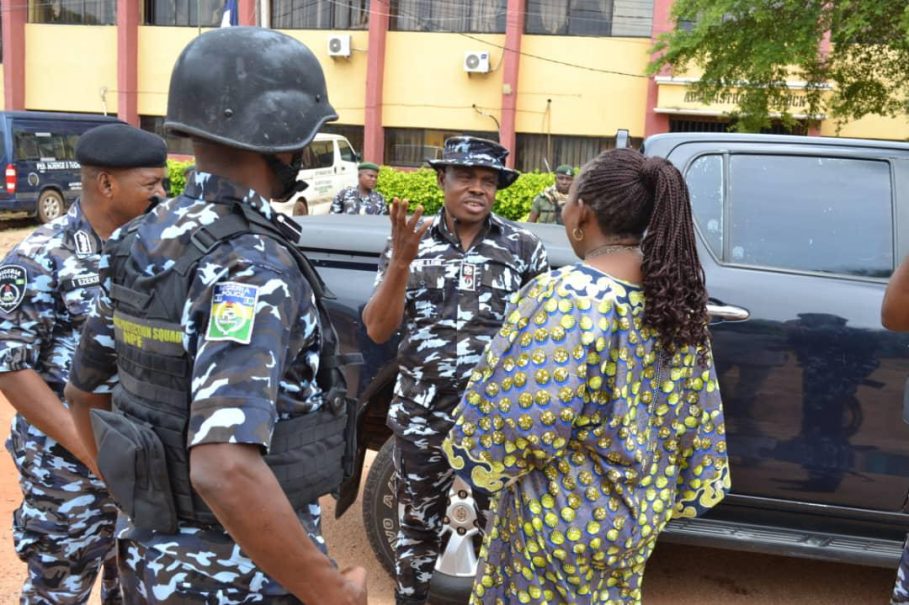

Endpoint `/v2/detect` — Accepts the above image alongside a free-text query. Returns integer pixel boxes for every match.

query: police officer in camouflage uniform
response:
[63,27,366,605]
[363,136,549,605]
[0,123,167,604]
[528,164,574,224]
[330,161,387,215]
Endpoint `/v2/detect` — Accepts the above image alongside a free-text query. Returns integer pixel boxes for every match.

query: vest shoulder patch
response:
[0,265,27,313]
[205,282,259,345]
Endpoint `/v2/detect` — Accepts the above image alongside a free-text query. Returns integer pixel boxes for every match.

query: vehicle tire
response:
[36,189,64,223]
[362,437,478,605]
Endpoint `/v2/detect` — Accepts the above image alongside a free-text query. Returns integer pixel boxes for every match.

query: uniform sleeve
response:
[529,194,544,215]
[69,256,119,393]
[330,189,344,214]
[0,253,56,374]
[522,237,550,284]
[187,243,314,450]
[443,275,593,494]
[373,239,393,288]
[671,347,731,519]
[378,193,389,215]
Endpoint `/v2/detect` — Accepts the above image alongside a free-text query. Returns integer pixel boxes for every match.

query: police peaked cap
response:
[76,124,168,168]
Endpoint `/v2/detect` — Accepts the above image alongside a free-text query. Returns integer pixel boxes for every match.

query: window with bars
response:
[390,0,505,33]
[271,0,369,29]
[384,127,498,167]
[668,117,808,135]
[514,133,642,174]
[524,0,652,37]
[139,115,195,156]
[321,124,365,159]
[29,0,116,24]
[143,0,223,26]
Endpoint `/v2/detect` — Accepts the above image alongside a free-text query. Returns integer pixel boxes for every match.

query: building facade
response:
[2,0,907,171]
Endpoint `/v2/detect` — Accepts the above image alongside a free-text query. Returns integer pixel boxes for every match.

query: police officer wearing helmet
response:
[64,27,367,604]
[0,123,167,604]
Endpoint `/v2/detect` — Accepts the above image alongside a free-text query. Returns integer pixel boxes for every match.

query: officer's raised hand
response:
[363,197,431,344]
[389,197,430,267]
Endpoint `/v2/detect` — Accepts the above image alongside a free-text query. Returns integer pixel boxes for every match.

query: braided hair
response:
[575,148,709,353]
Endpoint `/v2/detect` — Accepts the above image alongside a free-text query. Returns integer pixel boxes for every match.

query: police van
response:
[270,133,359,217]
[0,111,121,223]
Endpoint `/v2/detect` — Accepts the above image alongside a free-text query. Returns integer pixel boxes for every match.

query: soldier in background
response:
[528,164,574,224]
[363,136,549,605]
[0,123,167,604]
[331,161,387,215]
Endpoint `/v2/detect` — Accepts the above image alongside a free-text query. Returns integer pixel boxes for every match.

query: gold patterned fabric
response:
[443,263,730,604]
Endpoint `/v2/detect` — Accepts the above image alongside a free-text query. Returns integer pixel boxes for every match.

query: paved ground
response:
[0,221,898,604]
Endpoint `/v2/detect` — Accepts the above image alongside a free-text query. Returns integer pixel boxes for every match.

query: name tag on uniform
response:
[459,262,476,291]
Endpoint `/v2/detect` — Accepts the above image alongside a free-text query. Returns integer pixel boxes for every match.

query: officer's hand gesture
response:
[340,566,367,605]
[389,197,430,267]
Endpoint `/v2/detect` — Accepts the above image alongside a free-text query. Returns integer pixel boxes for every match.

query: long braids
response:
[576,148,710,354]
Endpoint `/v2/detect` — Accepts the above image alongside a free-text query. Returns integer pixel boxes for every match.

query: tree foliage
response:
[649,0,909,132]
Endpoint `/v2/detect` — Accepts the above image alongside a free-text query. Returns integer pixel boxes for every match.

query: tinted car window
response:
[309,141,334,168]
[686,154,724,258]
[338,139,356,162]
[728,154,893,278]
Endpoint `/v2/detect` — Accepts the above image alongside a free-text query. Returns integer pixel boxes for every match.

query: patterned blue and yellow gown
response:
[443,263,731,605]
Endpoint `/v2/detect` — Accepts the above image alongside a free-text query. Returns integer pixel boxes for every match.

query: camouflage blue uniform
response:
[374,209,549,604]
[330,186,387,215]
[0,201,120,604]
[69,172,328,604]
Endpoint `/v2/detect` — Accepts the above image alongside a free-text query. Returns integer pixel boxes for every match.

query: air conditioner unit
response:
[464,51,490,74]
[328,34,351,58]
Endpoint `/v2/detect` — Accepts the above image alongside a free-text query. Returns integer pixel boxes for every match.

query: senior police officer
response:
[528,164,574,224]
[363,136,549,605]
[0,123,167,604]
[63,28,367,604]
[330,161,387,215]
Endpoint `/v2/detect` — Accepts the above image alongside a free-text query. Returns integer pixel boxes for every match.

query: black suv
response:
[298,133,909,603]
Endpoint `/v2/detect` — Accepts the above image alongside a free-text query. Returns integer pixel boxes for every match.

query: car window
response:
[309,141,334,169]
[728,154,893,278]
[686,154,724,258]
[338,139,356,162]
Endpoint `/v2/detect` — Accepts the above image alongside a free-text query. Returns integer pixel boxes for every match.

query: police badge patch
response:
[205,282,259,344]
[0,265,27,313]
[74,230,94,256]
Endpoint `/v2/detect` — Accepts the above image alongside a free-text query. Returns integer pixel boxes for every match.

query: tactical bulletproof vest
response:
[105,201,354,527]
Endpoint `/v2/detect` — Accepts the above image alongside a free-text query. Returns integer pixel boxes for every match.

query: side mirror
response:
[615,129,630,149]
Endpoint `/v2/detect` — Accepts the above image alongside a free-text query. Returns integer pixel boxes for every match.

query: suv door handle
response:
[707,303,750,321]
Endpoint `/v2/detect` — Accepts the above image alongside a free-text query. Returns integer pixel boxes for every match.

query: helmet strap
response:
[265,151,307,203]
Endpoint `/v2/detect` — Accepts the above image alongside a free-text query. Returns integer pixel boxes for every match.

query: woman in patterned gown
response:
[443,148,730,605]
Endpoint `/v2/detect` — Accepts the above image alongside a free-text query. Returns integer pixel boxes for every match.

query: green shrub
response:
[166,159,195,197]
[375,167,556,221]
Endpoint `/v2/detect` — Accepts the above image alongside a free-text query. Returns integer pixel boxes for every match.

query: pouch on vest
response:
[91,408,178,533]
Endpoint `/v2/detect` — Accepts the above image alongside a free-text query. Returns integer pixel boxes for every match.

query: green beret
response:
[555,165,575,176]
[76,123,167,168]
[358,162,380,172]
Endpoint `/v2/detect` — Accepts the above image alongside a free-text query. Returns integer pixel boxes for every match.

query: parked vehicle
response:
[297,132,909,604]
[0,111,121,223]
[270,132,359,217]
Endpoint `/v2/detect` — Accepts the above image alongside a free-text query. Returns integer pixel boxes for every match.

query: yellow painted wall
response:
[137,28,368,124]
[137,27,208,116]
[821,114,909,141]
[26,25,117,114]
[282,30,368,126]
[516,36,651,138]
[383,32,505,133]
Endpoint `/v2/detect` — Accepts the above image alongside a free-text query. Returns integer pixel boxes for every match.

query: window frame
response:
[682,149,896,283]
[29,0,116,24]
[142,0,224,27]
[388,0,506,33]
[270,0,369,30]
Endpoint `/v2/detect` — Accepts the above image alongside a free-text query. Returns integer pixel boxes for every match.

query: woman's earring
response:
[572,227,584,242]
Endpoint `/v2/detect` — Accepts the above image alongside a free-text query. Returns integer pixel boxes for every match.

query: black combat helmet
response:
[164,27,337,153]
